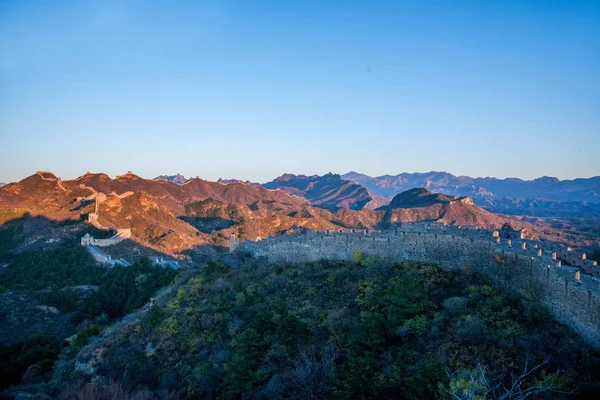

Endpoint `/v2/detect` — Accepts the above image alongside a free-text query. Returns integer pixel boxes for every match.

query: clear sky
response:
[1,0,599,184]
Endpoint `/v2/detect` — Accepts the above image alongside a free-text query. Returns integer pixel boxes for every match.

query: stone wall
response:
[150,257,180,269]
[81,229,132,247]
[84,245,131,267]
[232,226,600,347]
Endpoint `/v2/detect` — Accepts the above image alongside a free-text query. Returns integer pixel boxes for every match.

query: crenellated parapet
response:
[81,229,131,247]
[150,256,180,269]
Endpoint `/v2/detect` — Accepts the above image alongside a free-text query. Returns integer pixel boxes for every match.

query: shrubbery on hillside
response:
[0,240,177,319]
[0,241,178,394]
[0,221,24,260]
[0,243,102,291]
[83,257,177,318]
[0,335,63,391]
[58,256,600,399]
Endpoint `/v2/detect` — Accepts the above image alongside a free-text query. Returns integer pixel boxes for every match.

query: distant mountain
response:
[380,188,504,228]
[217,178,261,186]
[476,197,600,218]
[154,174,189,184]
[343,171,600,202]
[0,182,4,187]
[343,171,600,217]
[264,173,389,210]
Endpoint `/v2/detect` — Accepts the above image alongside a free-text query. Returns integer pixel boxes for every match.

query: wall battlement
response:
[81,229,132,247]
[150,257,180,269]
[231,224,600,347]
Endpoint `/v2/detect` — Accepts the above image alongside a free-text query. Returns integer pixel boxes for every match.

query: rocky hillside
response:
[264,173,389,210]
[0,172,337,253]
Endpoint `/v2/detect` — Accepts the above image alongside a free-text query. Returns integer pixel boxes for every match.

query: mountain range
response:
[1,171,544,254]
[155,171,600,217]
[343,171,600,202]
[342,171,600,217]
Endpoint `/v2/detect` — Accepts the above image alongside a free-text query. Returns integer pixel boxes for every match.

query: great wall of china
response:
[230,223,600,347]
[79,184,133,247]
[78,185,180,269]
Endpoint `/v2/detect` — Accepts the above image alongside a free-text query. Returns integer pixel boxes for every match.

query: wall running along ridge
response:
[231,225,600,348]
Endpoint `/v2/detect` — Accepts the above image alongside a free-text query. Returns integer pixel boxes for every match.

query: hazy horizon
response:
[2,168,600,187]
[1,1,599,183]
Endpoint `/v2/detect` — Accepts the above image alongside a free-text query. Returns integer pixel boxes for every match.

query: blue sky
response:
[1,0,599,183]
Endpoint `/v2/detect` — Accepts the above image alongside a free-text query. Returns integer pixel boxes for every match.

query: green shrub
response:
[0,335,63,391]
[71,325,101,350]
[47,258,600,398]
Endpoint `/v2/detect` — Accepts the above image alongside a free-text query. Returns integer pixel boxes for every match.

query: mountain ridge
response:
[342,170,600,202]
[0,171,328,253]
[264,173,389,210]
[342,171,600,217]
[4,171,597,254]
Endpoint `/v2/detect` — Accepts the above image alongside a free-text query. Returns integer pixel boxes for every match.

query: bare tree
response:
[446,358,573,400]
[58,378,128,400]
[286,345,337,400]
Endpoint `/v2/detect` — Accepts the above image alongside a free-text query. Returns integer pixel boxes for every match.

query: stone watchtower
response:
[230,234,240,253]
[81,233,94,246]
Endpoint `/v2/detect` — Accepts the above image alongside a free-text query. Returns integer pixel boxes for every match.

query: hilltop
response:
[384,188,457,208]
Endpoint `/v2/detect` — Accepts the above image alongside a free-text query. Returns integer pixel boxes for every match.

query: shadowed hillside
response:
[384,188,457,208]
[264,173,389,210]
